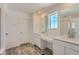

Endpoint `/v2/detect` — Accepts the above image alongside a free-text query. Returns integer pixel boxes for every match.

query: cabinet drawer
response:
[65,48,79,55]
[64,42,79,52]
[53,39,66,47]
[53,39,79,52]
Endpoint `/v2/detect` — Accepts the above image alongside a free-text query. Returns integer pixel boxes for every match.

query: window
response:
[48,12,58,29]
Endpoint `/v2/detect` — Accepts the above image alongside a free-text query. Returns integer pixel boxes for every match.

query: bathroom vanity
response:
[53,36,79,55]
[40,35,79,55]
[52,4,79,55]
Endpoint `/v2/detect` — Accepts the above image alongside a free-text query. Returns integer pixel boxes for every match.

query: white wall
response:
[5,9,31,49]
[25,13,43,48]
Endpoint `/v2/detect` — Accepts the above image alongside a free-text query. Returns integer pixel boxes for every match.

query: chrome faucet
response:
[68,27,76,38]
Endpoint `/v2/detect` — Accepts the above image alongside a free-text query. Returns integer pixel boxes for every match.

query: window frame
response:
[48,11,59,30]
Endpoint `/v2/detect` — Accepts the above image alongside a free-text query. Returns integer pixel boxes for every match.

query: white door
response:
[5,12,22,49]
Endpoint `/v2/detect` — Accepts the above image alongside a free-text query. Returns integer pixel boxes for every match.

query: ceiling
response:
[7,3,54,13]
[60,4,79,16]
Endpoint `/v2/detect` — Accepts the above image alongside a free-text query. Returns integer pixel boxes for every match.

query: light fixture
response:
[41,13,47,17]
[38,10,42,14]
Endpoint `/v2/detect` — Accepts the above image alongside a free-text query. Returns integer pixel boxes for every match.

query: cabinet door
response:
[65,48,79,55]
[53,43,64,55]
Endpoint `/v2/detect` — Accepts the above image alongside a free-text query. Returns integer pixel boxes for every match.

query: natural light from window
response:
[48,12,58,29]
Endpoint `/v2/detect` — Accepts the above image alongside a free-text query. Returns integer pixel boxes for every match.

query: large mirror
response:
[59,4,79,38]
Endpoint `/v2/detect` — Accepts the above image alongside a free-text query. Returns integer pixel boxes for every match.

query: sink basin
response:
[40,34,53,43]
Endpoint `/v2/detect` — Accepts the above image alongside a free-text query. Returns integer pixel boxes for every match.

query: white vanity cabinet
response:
[65,48,79,55]
[53,39,79,55]
[53,43,64,55]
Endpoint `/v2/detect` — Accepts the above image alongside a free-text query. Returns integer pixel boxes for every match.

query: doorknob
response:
[20,32,23,34]
[5,33,8,35]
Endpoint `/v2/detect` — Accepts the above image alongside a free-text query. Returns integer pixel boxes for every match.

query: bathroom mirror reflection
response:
[60,4,79,38]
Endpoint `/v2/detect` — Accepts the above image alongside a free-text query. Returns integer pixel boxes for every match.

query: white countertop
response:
[40,34,79,46]
[54,35,79,46]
